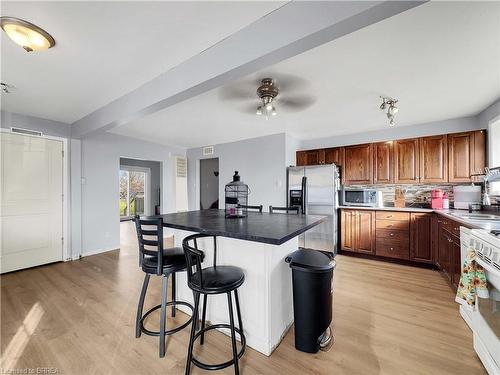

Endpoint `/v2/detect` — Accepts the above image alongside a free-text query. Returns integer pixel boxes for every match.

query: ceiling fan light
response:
[388,105,399,116]
[256,106,263,116]
[265,103,273,111]
[271,108,277,116]
[1,17,55,52]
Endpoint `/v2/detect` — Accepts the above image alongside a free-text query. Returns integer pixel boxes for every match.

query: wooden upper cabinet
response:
[373,142,394,184]
[344,144,373,184]
[394,138,420,183]
[420,135,448,183]
[296,151,307,166]
[410,213,433,263]
[448,132,473,182]
[324,147,344,167]
[297,130,486,181]
[472,130,486,180]
[296,150,321,166]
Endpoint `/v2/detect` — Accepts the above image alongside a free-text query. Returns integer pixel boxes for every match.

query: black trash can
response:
[285,249,335,353]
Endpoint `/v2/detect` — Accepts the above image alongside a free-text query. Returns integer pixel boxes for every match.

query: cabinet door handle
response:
[387,224,393,228]
[390,233,394,237]
[390,247,394,251]
[387,215,393,218]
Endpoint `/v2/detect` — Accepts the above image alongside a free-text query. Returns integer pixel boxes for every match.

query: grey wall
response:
[299,116,482,150]
[187,133,288,212]
[1,110,71,138]
[478,98,500,128]
[120,157,162,215]
[200,158,219,209]
[478,99,500,167]
[81,132,185,255]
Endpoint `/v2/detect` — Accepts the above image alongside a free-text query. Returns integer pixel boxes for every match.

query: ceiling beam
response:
[71,1,426,138]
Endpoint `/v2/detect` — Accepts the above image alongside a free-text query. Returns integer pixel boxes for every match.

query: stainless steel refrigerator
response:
[287,165,340,255]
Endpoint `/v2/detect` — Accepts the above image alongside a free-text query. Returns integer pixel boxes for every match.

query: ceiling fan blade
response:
[265,73,309,91]
[235,103,260,114]
[218,85,255,101]
[278,96,316,111]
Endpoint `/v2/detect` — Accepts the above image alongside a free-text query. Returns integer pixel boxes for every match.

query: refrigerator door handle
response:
[301,176,307,214]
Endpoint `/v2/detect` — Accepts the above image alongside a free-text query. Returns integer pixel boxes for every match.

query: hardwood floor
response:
[1,221,486,374]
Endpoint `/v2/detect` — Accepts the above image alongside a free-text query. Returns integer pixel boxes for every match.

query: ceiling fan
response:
[218,74,316,118]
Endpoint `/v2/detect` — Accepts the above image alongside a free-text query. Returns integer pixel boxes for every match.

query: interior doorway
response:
[1,131,64,273]
[200,158,219,209]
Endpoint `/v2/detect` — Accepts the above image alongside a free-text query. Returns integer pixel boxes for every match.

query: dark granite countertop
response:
[154,209,326,245]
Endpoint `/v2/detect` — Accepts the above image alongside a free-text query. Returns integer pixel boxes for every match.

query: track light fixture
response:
[380,96,399,127]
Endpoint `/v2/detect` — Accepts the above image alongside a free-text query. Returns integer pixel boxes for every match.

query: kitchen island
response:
[157,209,326,356]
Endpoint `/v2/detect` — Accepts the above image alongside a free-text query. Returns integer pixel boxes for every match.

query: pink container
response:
[431,189,444,210]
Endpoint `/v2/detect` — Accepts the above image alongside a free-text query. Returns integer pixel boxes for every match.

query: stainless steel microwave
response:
[340,187,380,207]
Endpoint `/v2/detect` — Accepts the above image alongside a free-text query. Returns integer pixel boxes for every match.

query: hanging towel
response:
[455,247,489,310]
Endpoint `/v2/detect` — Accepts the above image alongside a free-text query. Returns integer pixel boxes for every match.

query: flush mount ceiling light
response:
[0,17,55,52]
[256,78,278,118]
[380,96,399,127]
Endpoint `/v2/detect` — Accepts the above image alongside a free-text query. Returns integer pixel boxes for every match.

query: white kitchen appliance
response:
[454,185,482,210]
[459,227,500,374]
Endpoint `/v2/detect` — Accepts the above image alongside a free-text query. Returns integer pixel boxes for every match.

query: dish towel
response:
[455,247,489,310]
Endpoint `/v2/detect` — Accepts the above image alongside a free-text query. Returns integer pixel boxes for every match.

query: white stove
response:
[460,227,500,375]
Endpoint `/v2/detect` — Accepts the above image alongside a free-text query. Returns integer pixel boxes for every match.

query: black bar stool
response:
[183,234,246,375]
[269,205,300,214]
[239,204,263,213]
[134,215,194,357]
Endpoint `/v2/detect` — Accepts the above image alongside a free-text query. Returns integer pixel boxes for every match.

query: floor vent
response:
[11,127,43,137]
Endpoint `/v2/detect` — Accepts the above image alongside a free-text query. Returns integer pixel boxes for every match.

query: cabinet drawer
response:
[376,219,409,231]
[376,241,410,260]
[376,229,409,242]
[376,211,410,221]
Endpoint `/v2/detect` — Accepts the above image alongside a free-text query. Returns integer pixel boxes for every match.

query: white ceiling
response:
[0,1,284,123]
[110,1,500,148]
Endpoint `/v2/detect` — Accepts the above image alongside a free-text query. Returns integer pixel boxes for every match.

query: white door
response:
[0,132,63,273]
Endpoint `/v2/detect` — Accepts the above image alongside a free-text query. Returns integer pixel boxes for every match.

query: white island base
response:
[167,228,296,356]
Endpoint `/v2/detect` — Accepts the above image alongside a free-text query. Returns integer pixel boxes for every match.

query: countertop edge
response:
[338,206,500,230]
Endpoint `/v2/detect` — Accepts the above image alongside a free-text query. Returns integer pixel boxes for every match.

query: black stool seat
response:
[142,247,186,274]
[192,266,244,294]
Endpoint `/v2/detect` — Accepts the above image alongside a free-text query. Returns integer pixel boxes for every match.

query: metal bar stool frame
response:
[183,234,246,375]
[134,215,194,357]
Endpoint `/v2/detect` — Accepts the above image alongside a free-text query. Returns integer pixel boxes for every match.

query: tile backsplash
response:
[345,183,474,205]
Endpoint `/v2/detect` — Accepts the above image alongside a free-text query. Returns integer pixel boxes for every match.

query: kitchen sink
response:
[449,212,500,221]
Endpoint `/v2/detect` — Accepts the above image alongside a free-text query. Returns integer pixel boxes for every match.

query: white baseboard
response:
[81,247,119,257]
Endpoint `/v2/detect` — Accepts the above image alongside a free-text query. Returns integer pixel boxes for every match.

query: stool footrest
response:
[139,301,193,337]
[190,324,246,371]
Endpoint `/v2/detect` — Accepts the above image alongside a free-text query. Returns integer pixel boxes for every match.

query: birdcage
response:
[225,171,248,218]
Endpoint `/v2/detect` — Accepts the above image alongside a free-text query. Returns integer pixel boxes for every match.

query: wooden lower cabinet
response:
[340,209,375,254]
[451,236,461,290]
[375,211,410,260]
[357,211,375,254]
[340,209,356,251]
[410,213,433,263]
[341,209,464,290]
